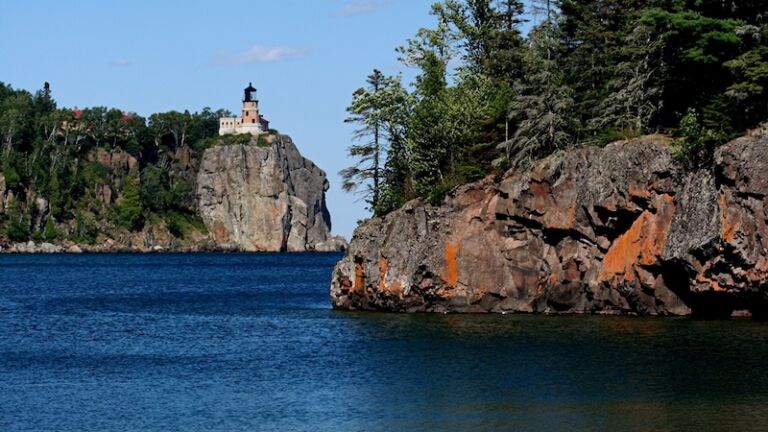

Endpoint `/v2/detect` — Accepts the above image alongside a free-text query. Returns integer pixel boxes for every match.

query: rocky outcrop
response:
[331,129,768,318]
[196,135,342,252]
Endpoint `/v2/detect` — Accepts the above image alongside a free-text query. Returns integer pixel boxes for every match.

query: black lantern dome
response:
[243,82,257,102]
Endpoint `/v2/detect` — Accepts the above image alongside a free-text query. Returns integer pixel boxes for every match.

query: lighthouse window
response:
[252,119,256,124]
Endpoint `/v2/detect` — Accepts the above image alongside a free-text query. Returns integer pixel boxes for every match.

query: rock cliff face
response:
[331,129,768,318]
[197,135,341,252]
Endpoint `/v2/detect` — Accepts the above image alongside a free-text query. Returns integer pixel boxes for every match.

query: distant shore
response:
[0,240,345,254]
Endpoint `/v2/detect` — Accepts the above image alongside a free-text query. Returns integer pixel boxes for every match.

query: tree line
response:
[341,0,768,216]
[0,81,227,242]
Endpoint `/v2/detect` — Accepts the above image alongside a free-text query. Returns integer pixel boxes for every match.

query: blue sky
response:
[0,0,440,238]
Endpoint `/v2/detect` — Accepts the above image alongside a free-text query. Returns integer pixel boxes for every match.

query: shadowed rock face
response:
[331,129,768,318]
[197,135,339,252]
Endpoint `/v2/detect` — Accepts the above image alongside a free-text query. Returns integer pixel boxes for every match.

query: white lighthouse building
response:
[218,83,270,136]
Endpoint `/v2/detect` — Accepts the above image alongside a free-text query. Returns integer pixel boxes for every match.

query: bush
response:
[72,211,98,244]
[2,155,22,189]
[166,210,207,238]
[222,134,252,145]
[192,136,218,152]
[256,134,271,147]
[81,161,110,184]
[5,218,29,242]
[427,181,454,206]
[3,201,29,241]
[672,108,720,168]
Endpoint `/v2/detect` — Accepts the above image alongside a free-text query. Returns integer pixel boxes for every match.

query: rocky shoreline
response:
[331,127,768,319]
[0,237,347,254]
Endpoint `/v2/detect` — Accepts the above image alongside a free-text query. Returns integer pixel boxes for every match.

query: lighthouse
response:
[219,83,270,136]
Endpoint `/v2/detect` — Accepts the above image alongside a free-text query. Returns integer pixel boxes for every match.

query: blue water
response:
[2,253,768,431]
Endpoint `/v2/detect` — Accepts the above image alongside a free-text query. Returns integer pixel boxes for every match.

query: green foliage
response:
[340,0,768,218]
[114,174,143,230]
[2,154,22,189]
[140,165,170,212]
[166,211,207,239]
[427,180,455,206]
[671,108,720,167]
[340,70,412,213]
[72,211,99,244]
[42,216,57,242]
[81,161,110,184]
[4,201,29,242]
[0,80,225,244]
[256,134,271,147]
[231,133,252,144]
[500,21,577,167]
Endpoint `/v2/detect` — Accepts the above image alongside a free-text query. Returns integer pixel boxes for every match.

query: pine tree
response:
[340,70,410,213]
[431,0,526,83]
[115,172,143,230]
[42,215,56,242]
[407,51,451,197]
[590,24,662,138]
[499,18,576,167]
[560,0,647,130]
[724,24,768,130]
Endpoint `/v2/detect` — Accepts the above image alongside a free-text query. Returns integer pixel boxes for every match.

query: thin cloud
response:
[331,0,394,17]
[110,59,132,66]
[209,45,309,65]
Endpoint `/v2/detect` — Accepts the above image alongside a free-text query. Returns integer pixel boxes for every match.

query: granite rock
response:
[196,135,339,252]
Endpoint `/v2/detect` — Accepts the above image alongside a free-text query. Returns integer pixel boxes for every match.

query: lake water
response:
[1,253,768,431]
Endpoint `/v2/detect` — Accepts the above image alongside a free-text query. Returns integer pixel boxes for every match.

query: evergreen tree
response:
[724,24,768,129]
[432,0,526,82]
[340,70,410,213]
[641,9,744,132]
[407,50,451,198]
[42,215,56,242]
[560,0,648,130]
[590,24,662,138]
[4,200,29,242]
[114,172,143,230]
[500,19,576,167]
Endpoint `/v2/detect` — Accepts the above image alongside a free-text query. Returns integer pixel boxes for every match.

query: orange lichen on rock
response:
[600,194,675,282]
[719,193,741,243]
[444,241,460,288]
[378,256,389,291]
[628,182,652,200]
[696,274,725,292]
[354,263,366,293]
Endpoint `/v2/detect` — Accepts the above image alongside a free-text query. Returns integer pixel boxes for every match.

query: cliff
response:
[0,134,346,253]
[196,135,345,252]
[331,128,768,318]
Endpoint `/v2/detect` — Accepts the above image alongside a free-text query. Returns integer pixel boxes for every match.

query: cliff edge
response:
[197,135,346,252]
[331,128,768,318]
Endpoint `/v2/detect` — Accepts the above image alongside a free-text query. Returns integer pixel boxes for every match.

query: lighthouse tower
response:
[219,83,270,136]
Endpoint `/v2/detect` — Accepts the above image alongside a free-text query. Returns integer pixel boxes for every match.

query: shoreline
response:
[0,240,346,254]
